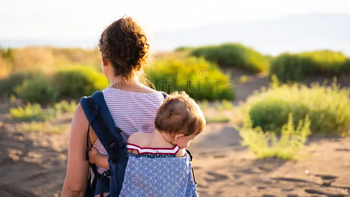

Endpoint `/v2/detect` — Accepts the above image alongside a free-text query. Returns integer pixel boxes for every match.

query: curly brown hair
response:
[98,17,150,81]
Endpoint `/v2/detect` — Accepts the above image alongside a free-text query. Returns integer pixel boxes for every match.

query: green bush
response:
[237,113,311,159]
[10,103,44,121]
[189,43,269,73]
[54,66,108,98]
[0,71,45,98]
[54,100,77,113]
[242,79,350,136]
[270,50,350,82]
[10,103,62,121]
[148,57,235,100]
[15,76,58,104]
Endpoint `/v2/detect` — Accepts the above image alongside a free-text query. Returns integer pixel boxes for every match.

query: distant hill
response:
[1,13,350,55]
[151,13,350,55]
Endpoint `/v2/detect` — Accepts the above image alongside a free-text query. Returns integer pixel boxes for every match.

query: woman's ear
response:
[101,52,108,67]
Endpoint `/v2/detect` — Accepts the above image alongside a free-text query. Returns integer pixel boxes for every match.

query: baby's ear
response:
[174,133,185,140]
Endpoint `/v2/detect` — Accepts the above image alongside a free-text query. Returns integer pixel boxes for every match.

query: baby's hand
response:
[88,147,100,164]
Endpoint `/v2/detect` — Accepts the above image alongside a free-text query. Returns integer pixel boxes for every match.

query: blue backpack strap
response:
[80,91,125,164]
[160,91,167,99]
[186,149,197,184]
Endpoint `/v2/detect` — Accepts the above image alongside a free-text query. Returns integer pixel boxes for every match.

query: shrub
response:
[15,76,58,104]
[242,78,350,136]
[0,71,45,98]
[148,57,235,100]
[10,103,44,121]
[10,102,63,121]
[7,47,101,74]
[189,43,269,73]
[237,113,311,159]
[54,66,108,98]
[54,100,77,113]
[270,50,350,82]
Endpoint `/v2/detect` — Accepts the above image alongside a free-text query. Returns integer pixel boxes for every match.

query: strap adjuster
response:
[107,139,116,148]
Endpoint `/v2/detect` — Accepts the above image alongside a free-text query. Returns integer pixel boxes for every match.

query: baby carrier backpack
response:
[80,91,169,197]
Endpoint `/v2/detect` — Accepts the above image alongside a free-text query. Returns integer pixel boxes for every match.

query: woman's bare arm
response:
[61,104,90,197]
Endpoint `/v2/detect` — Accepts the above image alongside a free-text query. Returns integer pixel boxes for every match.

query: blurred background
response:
[0,0,350,196]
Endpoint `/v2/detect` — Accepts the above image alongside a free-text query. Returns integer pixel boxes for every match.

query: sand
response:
[0,119,349,197]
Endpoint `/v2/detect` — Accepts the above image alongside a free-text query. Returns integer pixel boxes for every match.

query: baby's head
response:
[155,91,206,148]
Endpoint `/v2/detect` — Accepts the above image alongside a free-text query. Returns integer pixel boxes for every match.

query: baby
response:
[89,91,206,196]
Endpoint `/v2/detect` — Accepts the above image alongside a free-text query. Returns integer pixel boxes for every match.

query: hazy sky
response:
[1,0,349,40]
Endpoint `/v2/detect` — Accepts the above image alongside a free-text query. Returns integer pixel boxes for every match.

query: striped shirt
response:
[93,87,164,173]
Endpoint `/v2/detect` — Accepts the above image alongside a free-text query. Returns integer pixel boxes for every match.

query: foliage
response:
[10,103,45,121]
[242,77,350,135]
[239,75,250,84]
[206,117,230,123]
[54,66,108,98]
[0,70,45,98]
[189,43,270,73]
[221,99,234,110]
[54,100,77,113]
[198,99,209,110]
[148,57,235,100]
[270,50,350,82]
[9,101,70,121]
[15,76,58,104]
[1,47,101,75]
[237,113,311,159]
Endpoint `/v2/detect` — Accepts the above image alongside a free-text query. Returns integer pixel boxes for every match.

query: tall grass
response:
[9,100,76,121]
[242,77,350,136]
[10,103,45,121]
[0,47,101,76]
[54,100,77,113]
[237,113,311,159]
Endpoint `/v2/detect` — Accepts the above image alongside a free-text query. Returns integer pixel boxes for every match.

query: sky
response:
[1,0,350,40]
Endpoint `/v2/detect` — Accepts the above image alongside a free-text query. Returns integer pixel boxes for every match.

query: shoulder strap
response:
[186,149,197,184]
[80,91,125,164]
[160,91,167,99]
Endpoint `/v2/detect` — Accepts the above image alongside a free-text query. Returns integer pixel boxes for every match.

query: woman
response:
[61,17,165,197]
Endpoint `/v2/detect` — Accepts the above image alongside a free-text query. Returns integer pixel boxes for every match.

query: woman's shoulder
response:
[138,84,159,94]
[102,87,162,98]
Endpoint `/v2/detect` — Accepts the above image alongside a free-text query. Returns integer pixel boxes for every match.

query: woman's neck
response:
[109,76,140,90]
